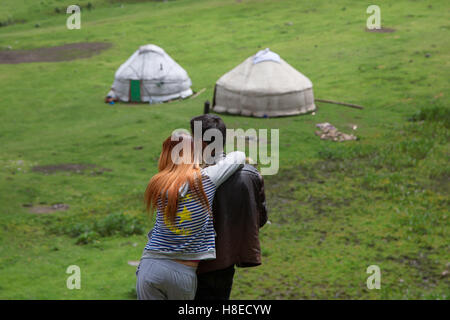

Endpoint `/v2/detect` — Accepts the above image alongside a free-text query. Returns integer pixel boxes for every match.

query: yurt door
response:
[130,80,141,102]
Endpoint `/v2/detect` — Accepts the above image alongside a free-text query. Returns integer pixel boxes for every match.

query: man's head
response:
[190,114,227,149]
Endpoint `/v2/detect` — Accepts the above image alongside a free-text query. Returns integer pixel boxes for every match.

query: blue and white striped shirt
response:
[142,151,245,261]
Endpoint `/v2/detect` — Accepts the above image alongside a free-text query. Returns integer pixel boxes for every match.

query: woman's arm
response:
[203,151,246,187]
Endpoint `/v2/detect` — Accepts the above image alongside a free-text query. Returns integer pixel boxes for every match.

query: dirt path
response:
[31,163,112,175]
[0,42,111,64]
[26,203,70,214]
[365,27,396,33]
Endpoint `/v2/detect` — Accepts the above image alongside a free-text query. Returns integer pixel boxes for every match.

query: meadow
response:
[0,0,448,299]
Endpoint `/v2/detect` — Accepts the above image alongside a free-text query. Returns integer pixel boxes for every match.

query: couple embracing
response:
[136,114,267,300]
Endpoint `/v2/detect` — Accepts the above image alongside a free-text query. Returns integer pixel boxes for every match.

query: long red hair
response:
[144,133,210,224]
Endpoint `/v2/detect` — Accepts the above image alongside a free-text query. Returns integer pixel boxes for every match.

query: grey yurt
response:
[212,48,316,117]
[107,44,193,103]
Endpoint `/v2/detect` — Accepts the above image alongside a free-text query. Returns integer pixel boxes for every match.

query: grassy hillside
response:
[0,0,448,299]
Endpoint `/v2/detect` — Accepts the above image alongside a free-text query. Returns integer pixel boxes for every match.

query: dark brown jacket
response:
[197,164,268,274]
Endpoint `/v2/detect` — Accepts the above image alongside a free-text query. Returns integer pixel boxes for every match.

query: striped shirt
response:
[142,151,245,261]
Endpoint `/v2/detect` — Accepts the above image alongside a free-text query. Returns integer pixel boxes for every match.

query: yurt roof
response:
[216,48,313,96]
[114,44,190,82]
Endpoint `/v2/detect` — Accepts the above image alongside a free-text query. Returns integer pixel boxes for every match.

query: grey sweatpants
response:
[136,258,197,300]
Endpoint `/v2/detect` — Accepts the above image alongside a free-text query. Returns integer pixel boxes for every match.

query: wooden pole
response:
[190,87,206,99]
[315,99,364,110]
[203,100,210,114]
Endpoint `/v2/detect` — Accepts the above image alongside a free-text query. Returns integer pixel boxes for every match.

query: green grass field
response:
[0,0,449,299]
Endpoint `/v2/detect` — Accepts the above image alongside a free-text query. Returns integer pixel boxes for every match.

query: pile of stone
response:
[315,122,357,142]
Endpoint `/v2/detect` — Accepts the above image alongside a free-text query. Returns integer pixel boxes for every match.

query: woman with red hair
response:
[136,131,245,300]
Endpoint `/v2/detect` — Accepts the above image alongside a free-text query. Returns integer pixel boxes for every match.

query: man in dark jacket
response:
[190,114,268,300]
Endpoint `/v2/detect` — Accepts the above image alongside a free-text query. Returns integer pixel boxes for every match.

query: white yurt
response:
[212,48,316,117]
[107,44,193,103]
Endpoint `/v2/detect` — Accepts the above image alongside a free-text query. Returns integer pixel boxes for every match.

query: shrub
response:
[76,231,99,245]
[409,105,450,128]
[94,212,144,237]
[63,212,145,245]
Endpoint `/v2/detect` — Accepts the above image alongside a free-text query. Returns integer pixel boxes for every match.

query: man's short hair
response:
[190,114,227,147]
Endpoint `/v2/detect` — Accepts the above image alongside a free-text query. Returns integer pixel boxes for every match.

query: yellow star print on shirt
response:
[163,193,193,236]
[178,205,192,224]
[179,193,192,204]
